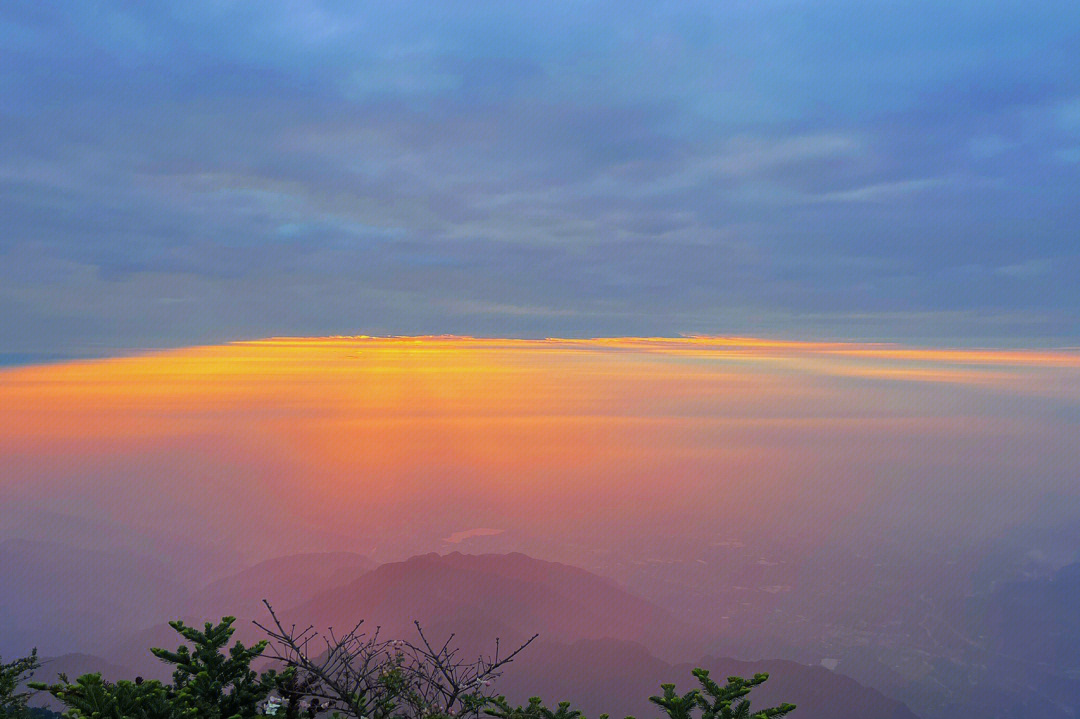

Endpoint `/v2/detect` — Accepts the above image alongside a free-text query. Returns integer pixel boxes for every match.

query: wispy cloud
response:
[811,177,950,203]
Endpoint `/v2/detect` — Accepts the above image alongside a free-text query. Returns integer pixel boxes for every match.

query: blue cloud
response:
[1,0,1079,353]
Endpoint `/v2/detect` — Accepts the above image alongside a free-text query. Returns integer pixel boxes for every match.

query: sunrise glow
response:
[4,336,1078,562]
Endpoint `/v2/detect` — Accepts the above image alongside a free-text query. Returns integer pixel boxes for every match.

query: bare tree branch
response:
[254,601,537,719]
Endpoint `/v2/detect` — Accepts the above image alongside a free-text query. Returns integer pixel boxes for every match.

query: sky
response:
[4,336,1080,562]
[2,1,1080,357]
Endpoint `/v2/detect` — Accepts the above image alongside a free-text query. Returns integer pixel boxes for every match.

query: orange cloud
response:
[2,336,1078,559]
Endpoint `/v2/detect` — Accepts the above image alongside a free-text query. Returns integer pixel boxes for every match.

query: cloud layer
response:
[4,336,1079,558]
[2,2,1079,353]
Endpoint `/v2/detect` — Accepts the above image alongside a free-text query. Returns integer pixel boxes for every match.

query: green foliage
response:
[25,709,63,719]
[487,695,583,719]
[653,670,795,719]
[1,649,40,718]
[264,668,320,719]
[649,684,699,719]
[149,617,276,719]
[28,673,177,719]
[31,617,277,719]
[18,617,795,719]
[487,667,795,719]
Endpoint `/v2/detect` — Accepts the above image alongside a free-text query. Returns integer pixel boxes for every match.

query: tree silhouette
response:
[1,649,41,718]
[26,611,795,719]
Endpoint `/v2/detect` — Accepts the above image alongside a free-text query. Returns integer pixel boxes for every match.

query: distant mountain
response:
[0,500,244,584]
[964,561,1080,719]
[23,653,134,713]
[34,652,134,683]
[839,561,1080,719]
[26,642,918,719]
[493,638,918,719]
[287,552,697,657]
[198,551,376,619]
[104,552,377,678]
[0,538,190,657]
[104,619,209,682]
[16,550,917,719]
[284,552,917,718]
[983,561,1080,668]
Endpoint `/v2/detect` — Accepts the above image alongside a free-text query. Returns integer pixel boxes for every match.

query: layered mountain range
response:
[15,549,916,719]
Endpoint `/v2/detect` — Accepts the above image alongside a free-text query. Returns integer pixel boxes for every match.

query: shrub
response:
[23,609,794,719]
